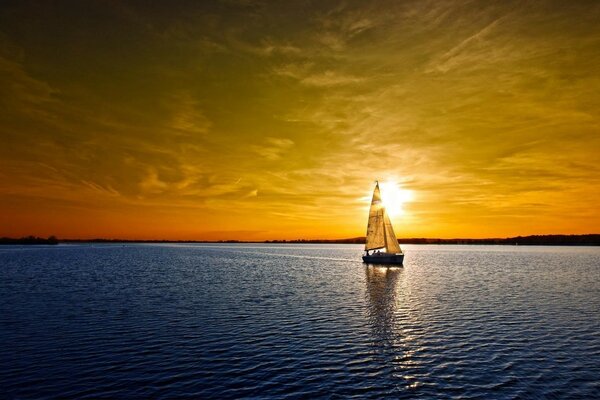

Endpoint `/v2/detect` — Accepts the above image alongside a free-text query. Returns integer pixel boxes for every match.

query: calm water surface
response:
[1,244,599,399]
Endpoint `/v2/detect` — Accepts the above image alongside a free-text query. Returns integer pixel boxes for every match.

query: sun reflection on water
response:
[365,265,425,390]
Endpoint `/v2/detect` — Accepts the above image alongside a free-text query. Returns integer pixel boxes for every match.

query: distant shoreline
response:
[1,234,599,246]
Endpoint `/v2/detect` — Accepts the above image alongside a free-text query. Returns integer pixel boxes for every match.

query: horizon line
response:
[2,234,599,245]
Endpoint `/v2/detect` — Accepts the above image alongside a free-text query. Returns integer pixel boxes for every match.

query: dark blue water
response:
[1,244,599,399]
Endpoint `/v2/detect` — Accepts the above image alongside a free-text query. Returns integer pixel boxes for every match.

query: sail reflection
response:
[365,265,402,346]
[365,265,423,389]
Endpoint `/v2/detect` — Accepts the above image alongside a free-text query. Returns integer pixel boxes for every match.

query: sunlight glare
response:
[379,181,414,217]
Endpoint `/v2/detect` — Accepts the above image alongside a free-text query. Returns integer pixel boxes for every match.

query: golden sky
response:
[1,1,599,240]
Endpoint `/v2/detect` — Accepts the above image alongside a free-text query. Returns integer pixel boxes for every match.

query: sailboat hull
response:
[362,253,404,265]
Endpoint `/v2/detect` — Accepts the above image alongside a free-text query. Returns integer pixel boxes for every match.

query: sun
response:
[378,181,414,217]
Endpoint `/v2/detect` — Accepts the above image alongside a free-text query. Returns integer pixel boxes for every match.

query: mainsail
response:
[365,182,402,253]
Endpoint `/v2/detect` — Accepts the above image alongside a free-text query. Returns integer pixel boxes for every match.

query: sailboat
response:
[362,181,404,265]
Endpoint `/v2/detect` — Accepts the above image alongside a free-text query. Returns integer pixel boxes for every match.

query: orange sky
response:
[1,1,599,240]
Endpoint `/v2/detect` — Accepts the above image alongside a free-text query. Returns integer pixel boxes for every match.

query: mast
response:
[382,201,388,251]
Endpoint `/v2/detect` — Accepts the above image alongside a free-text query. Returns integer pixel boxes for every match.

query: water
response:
[1,244,599,399]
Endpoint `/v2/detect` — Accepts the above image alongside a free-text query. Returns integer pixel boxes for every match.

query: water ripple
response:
[0,244,599,398]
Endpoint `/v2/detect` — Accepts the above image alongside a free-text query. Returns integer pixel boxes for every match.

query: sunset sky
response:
[1,1,599,240]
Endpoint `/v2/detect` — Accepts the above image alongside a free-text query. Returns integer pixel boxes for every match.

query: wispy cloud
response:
[168,92,212,136]
[251,137,294,160]
[427,15,508,73]
[1,1,599,239]
[274,63,364,86]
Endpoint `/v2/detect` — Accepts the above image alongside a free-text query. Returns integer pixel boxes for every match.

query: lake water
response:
[1,244,599,399]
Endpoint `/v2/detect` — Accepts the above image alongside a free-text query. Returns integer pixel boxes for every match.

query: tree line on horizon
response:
[1,234,599,246]
[0,236,59,245]
[265,235,600,246]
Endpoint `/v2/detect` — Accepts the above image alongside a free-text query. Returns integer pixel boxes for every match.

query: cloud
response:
[251,137,294,160]
[0,52,59,122]
[139,168,168,194]
[274,63,364,86]
[168,92,212,136]
[1,1,599,239]
[234,37,302,56]
[301,70,364,86]
[242,189,258,198]
[427,15,508,73]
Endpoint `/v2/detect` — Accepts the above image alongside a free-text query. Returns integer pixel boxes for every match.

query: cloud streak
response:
[0,0,599,239]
